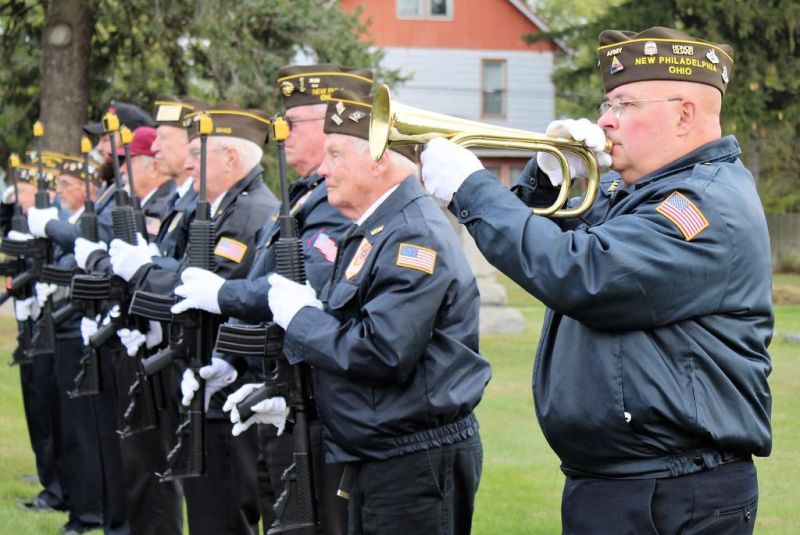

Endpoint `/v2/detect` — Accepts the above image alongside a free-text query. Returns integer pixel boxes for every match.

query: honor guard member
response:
[260,91,491,535]
[117,126,177,240]
[172,64,372,533]
[110,103,279,535]
[46,157,105,534]
[151,96,206,266]
[8,159,68,515]
[83,101,154,185]
[421,26,772,535]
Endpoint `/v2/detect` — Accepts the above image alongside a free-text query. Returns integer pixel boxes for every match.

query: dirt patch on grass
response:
[774,284,800,305]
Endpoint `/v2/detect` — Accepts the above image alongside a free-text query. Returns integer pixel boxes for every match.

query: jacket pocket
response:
[326,279,359,311]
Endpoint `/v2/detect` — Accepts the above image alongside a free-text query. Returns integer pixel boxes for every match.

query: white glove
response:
[147,242,160,257]
[35,282,57,308]
[145,320,162,349]
[26,206,59,238]
[223,383,290,437]
[80,315,100,346]
[75,238,107,270]
[181,357,238,410]
[109,233,152,281]
[117,328,146,357]
[537,118,612,186]
[419,137,484,202]
[7,230,34,241]
[14,297,40,322]
[171,267,225,315]
[2,185,15,204]
[267,273,323,330]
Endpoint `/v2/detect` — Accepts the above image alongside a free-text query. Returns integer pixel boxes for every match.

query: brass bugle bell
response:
[369,84,609,218]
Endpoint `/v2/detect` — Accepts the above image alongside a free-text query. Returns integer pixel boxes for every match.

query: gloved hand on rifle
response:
[180,357,238,410]
[26,206,59,238]
[223,383,290,437]
[109,232,152,281]
[7,230,34,241]
[536,118,612,185]
[117,321,162,357]
[267,273,323,330]
[171,267,225,314]
[75,237,107,270]
[80,314,101,346]
[14,297,41,322]
[35,282,67,307]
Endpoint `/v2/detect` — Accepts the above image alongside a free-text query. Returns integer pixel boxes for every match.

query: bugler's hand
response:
[537,118,612,186]
[420,138,484,202]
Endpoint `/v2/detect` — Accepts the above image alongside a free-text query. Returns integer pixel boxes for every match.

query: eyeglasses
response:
[599,98,683,118]
[187,147,227,160]
[285,116,325,131]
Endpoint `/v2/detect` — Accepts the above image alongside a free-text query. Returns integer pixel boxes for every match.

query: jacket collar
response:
[634,135,741,189]
[354,175,424,237]
[215,164,263,217]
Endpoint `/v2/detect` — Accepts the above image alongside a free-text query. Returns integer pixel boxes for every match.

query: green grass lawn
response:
[0,276,798,533]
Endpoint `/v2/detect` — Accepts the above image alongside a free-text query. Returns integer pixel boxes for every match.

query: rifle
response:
[1,153,37,365]
[129,112,216,480]
[215,116,318,534]
[60,136,102,397]
[120,126,149,237]
[84,112,157,436]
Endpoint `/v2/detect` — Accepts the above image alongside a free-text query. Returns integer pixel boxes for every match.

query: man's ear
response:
[676,100,697,136]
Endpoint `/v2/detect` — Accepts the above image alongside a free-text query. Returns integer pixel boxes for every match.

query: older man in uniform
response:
[261,91,491,535]
[150,96,205,266]
[172,65,372,534]
[421,27,772,534]
[110,103,279,535]
[117,126,177,240]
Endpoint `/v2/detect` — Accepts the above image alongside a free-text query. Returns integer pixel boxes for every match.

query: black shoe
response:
[60,521,102,534]
[19,495,68,512]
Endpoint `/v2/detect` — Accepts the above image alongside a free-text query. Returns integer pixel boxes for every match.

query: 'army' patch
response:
[345,238,372,280]
[396,243,437,275]
[214,237,248,263]
[656,191,709,241]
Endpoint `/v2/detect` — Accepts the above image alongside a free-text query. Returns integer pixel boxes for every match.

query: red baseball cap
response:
[117,126,157,158]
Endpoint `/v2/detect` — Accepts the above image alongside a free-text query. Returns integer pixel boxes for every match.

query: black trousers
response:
[112,350,183,535]
[348,432,483,535]
[257,421,348,535]
[93,345,130,535]
[561,458,758,534]
[184,418,261,535]
[19,347,65,507]
[54,336,103,527]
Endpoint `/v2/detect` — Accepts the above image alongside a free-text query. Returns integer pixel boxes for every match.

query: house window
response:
[397,0,452,19]
[482,60,506,117]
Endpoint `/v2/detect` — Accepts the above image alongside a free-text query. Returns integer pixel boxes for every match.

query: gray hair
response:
[347,135,418,175]
[209,136,264,170]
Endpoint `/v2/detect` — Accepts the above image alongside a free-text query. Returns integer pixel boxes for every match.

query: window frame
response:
[397,0,454,20]
[481,58,508,119]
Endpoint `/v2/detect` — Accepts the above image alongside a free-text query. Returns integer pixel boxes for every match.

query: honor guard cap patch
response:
[656,191,709,241]
[276,64,373,109]
[214,236,248,263]
[154,95,207,127]
[597,27,734,96]
[396,243,437,275]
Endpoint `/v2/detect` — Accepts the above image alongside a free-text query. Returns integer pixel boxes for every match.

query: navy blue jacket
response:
[451,136,773,478]
[216,173,351,378]
[284,176,491,462]
[152,184,198,271]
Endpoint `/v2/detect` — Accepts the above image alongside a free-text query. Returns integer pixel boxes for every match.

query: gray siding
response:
[381,47,555,132]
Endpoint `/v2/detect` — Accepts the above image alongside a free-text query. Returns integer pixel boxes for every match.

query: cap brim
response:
[83,122,104,135]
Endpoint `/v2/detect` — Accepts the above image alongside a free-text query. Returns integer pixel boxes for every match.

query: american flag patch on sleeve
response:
[396,243,437,275]
[312,231,337,262]
[214,237,248,263]
[656,191,709,241]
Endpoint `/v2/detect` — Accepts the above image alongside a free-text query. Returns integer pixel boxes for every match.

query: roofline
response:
[507,0,568,53]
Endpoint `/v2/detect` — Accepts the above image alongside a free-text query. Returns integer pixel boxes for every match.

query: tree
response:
[525,0,800,212]
[0,0,394,181]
